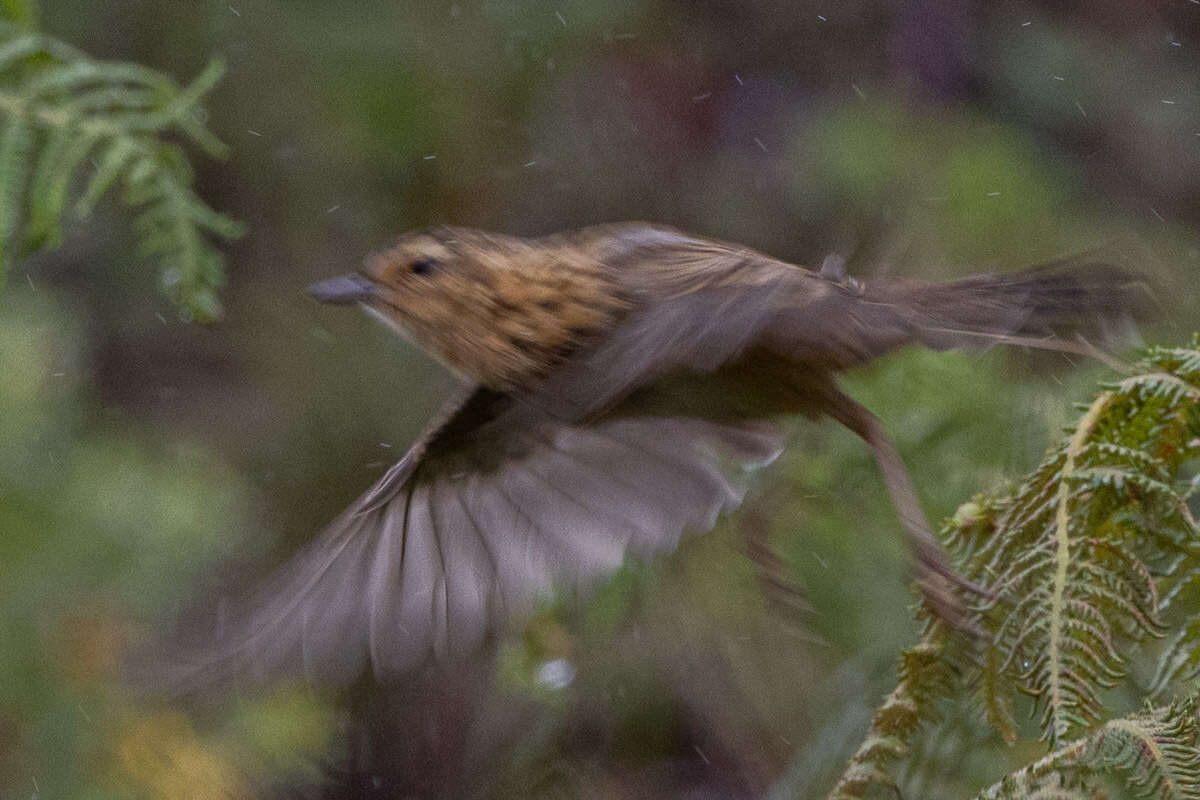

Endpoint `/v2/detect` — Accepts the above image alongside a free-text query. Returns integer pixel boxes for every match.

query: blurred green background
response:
[2,1,1198,798]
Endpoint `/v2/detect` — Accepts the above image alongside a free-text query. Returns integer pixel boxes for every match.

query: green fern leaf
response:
[24,119,98,250]
[0,24,240,318]
[825,630,955,799]
[21,116,69,249]
[975,698,1200,800]
[1152,571,1200,694]
[965,349,1200,744]
[824,344,1200,798]
[75,136,133,216]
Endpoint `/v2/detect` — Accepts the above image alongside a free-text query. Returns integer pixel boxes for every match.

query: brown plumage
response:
[362,228,628,389]
[165,223,1147,689]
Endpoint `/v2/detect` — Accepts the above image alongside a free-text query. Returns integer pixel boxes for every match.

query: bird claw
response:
[913,546,988,638]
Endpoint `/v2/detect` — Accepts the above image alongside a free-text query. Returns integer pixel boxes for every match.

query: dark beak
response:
[307,274,377,305]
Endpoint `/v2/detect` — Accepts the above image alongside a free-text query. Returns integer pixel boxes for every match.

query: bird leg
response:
[817,384,983,631]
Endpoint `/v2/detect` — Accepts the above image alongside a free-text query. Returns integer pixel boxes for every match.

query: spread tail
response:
[894,259,1149,352]
[771,254,1152,370]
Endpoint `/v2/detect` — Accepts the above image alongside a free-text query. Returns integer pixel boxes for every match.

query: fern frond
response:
[974,698,1200,800]
[0,22,241,319]
[823,342,1200,797]
[964,347,1200,745]
[74,135,134,216]
[825,627,957,799]
[25,120,97,249]
[1151,561,1200,695]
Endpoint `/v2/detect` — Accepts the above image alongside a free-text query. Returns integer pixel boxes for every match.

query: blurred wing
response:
[526,224,822,418]
[167,386,782,689]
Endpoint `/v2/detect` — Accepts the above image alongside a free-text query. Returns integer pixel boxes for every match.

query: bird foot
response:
[913,545,988,638]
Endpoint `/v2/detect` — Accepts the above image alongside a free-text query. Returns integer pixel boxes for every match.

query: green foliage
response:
[975,698,1200,800]
[827,630,955,798]
[825,343,1200,799]
[0,21,241,320]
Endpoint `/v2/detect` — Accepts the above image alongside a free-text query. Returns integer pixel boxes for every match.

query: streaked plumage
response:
[165,223,1146,689]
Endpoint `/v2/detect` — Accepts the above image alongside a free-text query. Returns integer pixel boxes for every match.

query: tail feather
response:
[770,256,1151,370]
[898,260,1149,350]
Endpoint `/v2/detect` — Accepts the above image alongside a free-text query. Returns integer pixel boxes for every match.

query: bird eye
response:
[410,258,437,276]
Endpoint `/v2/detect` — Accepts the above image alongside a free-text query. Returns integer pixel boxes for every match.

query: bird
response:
[168,222,1144,689]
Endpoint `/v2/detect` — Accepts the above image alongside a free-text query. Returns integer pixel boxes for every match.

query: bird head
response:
[307,227,623,389]
[307,226,475,308]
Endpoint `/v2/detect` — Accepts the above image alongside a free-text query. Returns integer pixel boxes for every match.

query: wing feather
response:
[160,390,783,690]
[160,228,808,690]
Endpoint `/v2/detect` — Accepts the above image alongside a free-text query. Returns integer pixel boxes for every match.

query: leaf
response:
[0,23,240,318]
[824,630,955,799]
[825,344,1200,796]
[24,117,98,251]
[74,135,133,216]
[975,699,1200,800]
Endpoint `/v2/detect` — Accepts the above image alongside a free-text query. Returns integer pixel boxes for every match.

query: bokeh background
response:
[3,1,1199,797]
